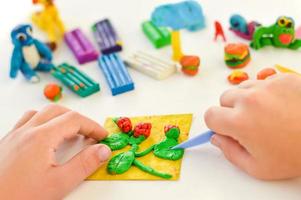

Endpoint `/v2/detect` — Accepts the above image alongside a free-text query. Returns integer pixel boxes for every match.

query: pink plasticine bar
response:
[64,28,99,64]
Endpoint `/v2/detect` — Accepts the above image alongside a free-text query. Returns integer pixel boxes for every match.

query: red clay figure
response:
[214,21,226,42]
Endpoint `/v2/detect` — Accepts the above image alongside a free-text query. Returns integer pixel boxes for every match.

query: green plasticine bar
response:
[51,63,100,97]
[142,21,171,48]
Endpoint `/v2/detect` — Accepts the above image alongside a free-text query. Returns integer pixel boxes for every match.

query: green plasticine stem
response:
[133,159,172,179]
[135,145,154,157]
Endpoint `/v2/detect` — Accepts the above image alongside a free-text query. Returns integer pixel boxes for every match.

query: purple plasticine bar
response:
[64,28,99,64]
[92,19,122,54]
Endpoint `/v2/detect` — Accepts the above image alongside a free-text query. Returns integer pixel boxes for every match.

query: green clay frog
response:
[250,16,301,50]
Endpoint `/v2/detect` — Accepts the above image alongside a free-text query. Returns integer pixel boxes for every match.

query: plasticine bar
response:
[142,21,171,48]
[92,19,122,54]
[51,63,100,97]
[124,51,177,80]
[64,28,99,64]
[98,54,134,96]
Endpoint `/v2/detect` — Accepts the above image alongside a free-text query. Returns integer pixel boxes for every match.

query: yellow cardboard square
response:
[87,114,193,180]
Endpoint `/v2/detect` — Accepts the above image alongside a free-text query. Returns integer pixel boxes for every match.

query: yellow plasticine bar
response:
[171,31,184,61]
[87,114,193,181]
[275,65,301,76]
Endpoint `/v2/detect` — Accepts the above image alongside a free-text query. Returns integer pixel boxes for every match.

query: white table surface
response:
[1,0,301,199]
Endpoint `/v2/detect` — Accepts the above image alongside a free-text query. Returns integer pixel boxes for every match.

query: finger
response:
[238,80,260,89]
[266,73,280,80]
[204,106,239,138]
[55,144,111,193]
[220,89,245,107]
[211,134,255,175]
[12,110,37,130]
[40,111,109,146]
[25,104,70,127]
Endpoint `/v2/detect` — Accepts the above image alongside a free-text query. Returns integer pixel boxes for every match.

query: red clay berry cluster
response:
[134,123,152,138]
[116,117,132,133]
[164,125,179,134]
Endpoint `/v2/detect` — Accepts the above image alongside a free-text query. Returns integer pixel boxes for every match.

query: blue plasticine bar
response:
[92,19,122,54]
[98,54,134,95]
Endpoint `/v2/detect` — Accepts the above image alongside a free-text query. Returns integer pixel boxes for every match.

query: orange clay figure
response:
[257,68,277,80]
[44,83,62,101]
[228,70,249,85]
[214,21,226,42]
[31,0,65,50]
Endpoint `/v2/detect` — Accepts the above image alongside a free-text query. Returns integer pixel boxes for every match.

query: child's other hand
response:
[0,105,111,199]
[205,74,301,180]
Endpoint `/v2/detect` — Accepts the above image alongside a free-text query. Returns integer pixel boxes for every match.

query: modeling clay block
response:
[142,21,171,48]
[228,70,249,85]
[257,68,277,80]
[98,54,134,95]
[229,14,260,41]
[124,51,177,80]
[51,63,100,97]
[44,83,62,102]
[250,16,301,50]
[224,43,251,69]
[64,28,98,64]
[92,19,122,54]
[151,0,205,31]
[180,55,200,76]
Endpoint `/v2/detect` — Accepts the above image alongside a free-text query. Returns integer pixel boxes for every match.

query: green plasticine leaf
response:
[100,133,129,151]
[153,138,184,160]
[129,135,146,145]
[107,151,135,174]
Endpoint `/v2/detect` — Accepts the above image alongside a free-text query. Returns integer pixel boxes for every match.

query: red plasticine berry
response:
[134,123,152,138]
[44,83,62,102]
[164,125,179,133]
[116,117,132,133]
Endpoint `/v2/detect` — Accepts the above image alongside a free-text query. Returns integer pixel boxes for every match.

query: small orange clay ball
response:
[257,68,277,80]
[228,70,249,85]
[180,55,200,76]
[44,83,62,102]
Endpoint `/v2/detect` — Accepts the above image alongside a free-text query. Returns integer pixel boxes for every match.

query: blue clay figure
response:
[10,24,54,83]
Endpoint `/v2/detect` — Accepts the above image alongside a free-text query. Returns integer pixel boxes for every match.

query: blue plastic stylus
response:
[171,130,214,149]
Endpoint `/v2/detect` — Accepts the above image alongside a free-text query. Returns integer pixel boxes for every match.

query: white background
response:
[1,0,301,199]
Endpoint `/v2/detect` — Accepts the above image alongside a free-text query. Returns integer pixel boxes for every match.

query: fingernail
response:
[98,145,111,162]
[211,135,220,147]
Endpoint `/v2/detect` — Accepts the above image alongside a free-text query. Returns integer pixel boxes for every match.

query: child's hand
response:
[0,105,111,199]
[205,74,301,180]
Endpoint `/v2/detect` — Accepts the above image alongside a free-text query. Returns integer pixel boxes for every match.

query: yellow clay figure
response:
[31,0,65,50]
[171,31,184,61]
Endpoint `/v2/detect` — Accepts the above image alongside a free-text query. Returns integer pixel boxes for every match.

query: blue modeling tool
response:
[98,53,134,96]
[171,130,214,149]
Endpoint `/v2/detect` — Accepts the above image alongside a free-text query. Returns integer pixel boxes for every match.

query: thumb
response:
[57,144,111,192]
[211,134,255,174]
